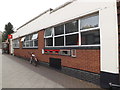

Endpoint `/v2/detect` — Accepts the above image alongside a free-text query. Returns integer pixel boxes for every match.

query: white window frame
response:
[44,28,53,38]
[54,24,64,47]
[23,33,38,48]
[54,24,64,36]
[80,28,100,46]
[13,39,20,48]
[44,27,54,47]
[32,33,38,40]
[54,36,64,46]
[44,12,100,47]
[80,13,100,46]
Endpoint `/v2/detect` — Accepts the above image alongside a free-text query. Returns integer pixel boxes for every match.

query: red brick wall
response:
[14,30,100,73]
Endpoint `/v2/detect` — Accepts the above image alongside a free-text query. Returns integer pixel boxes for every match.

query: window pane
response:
[34,39,38,46]
[45,28,52,37]
[54,25,64,36]
[25,35,30,41]
[13,39,19,48]
[65,20,78,34]
[30,41,33,47]
[46,38,53,46]
[32,33,38,40]
[29,34,33,40]
[66,34,79,45]
[23,42,25,47]
[26,41,30,47]
[80,13,99,30]
[81,30,100,45]
[55,36,64,46]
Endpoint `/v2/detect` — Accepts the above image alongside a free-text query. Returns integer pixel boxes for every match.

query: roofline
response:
[17,8,53,30]
[50,0,76,13]
[16,0,77,31]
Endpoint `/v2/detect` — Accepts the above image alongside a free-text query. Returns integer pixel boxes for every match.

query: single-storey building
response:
[10,0,120,88]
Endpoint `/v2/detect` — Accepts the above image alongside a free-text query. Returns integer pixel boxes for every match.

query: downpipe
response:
[109,83,120,90]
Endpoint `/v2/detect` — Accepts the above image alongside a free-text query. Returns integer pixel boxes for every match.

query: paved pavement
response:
[2,51,101,88]
[0,49,2,89]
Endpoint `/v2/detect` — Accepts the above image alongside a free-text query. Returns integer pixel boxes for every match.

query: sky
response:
[0,0,70,32]
[0,0,115,33]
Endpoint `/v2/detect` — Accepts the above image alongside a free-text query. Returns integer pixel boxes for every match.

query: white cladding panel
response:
[100,2,119,73]
[13,0,116,38]
[12,0,119,73]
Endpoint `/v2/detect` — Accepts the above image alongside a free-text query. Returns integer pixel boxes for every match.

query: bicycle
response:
[29,52,38,67]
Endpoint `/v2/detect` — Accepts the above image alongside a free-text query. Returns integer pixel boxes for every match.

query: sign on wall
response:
[8,35,12,39]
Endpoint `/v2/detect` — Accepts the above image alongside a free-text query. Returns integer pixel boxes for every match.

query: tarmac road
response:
[2,51,101,88]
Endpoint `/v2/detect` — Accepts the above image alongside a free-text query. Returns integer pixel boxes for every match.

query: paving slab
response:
[2,52,102,88]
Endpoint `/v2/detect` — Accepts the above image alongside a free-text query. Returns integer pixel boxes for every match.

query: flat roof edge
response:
[50,0,76,13]
[17,8,53,30]
[17,0,76,31]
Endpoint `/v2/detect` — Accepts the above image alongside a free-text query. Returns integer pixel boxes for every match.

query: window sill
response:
[13,47,20,49]
[22,47,38,49]
[44,45,100,50]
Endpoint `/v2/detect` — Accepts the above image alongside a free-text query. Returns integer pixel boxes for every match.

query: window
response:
[23,42,25,47]
[66,34,79,46]
[45,28,53,37]
[23,33,38,48]
[45,21,79,47]
[25,35,30,41]
[46,38,53,46]
[44,28,53,46]
[30,34,33,40]
[54,25,65,46]
[65,20,79,46]
[54,20,79,47]
[26,41,30,47]
[80,13,99,30]
[65,20,78,34]
[80,13,100,45]
[30,41,33,47]
[54,25,64,36]
[44,12,100,47]
[81,30,100,45]
[13,39,19,48]
[34,39,38,46]
[55,36,64,46]
[32,33,38,40]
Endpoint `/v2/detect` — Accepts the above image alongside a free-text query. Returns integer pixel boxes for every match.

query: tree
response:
[2,22,14,42]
